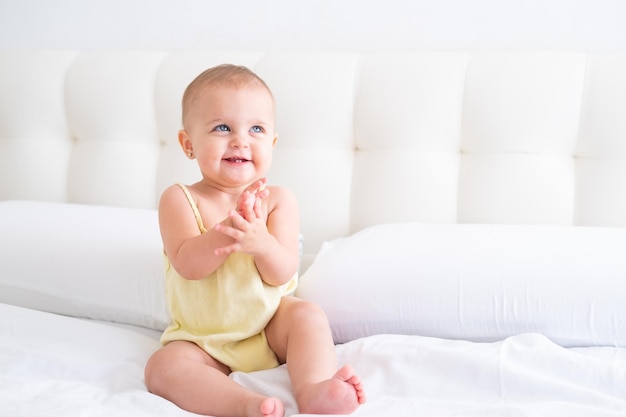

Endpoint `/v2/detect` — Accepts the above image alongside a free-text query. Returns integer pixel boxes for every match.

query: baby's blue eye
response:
[251,126,263,133]
[215,124,230,132]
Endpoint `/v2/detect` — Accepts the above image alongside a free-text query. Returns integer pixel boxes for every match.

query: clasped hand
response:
[212,178,270,257]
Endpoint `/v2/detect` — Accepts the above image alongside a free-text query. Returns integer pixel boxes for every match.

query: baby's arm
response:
[251,185,300,286]
[158,185,235,280]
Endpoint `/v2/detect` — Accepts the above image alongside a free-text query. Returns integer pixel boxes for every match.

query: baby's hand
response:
[214,179,271,257]
[237,179,268,220]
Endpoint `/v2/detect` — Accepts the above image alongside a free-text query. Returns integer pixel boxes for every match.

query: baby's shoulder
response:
[160,183,188,205]
[159,183,205,217]
[267,185,296,201]
[266,185,298,212]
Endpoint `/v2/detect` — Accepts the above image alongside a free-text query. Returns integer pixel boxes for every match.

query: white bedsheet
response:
[2,302,626,417]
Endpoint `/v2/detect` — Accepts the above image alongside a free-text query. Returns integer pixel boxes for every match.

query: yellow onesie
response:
[160,184,298,372]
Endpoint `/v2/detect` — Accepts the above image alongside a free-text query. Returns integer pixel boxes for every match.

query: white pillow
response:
[0,200,169,330]
[296,223,626,347]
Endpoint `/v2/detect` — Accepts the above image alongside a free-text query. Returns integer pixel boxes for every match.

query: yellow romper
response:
[160,184,298,372]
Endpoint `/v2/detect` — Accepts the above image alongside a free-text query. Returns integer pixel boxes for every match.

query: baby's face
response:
[185,84,277,188]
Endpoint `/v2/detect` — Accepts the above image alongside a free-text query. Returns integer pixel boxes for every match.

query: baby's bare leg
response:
[145,341,283,417]
[266,297,366,414]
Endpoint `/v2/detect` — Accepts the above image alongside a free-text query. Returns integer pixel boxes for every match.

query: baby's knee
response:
[144,349,166,394]
[143,342,187,394]
[290,299,330,326]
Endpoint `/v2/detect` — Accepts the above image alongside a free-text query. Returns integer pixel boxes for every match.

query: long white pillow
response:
[0,200,169,330]
[296,223,626,347]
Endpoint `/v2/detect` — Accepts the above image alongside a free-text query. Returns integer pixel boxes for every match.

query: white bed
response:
[3,301,626,417]
[2,50,626,416]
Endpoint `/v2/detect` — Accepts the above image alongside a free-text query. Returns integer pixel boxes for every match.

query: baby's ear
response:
[272,135,278,147]
[178,129,194,158]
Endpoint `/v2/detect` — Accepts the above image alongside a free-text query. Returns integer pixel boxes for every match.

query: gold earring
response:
[187,151,193,158]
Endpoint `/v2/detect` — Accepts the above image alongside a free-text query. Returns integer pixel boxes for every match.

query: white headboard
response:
[1,51,626,267]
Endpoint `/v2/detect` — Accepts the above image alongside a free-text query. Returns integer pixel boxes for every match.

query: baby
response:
[144,64,366,417]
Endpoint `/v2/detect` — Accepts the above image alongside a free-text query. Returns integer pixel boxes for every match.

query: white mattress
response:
[2,302,626,417]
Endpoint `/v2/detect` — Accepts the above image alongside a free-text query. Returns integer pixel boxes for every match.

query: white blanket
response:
[2,302,626,417]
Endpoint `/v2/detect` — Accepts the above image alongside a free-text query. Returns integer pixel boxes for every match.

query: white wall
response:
[1,0,626,52]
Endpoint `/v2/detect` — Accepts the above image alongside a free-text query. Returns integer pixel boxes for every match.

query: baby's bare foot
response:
[298,365,366,414]
[248,396,284,417]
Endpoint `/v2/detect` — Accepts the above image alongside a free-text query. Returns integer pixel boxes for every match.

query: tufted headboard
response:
[1,51,626,268]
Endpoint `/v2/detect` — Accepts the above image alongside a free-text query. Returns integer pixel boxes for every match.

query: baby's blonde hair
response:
[181,64,273,128]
